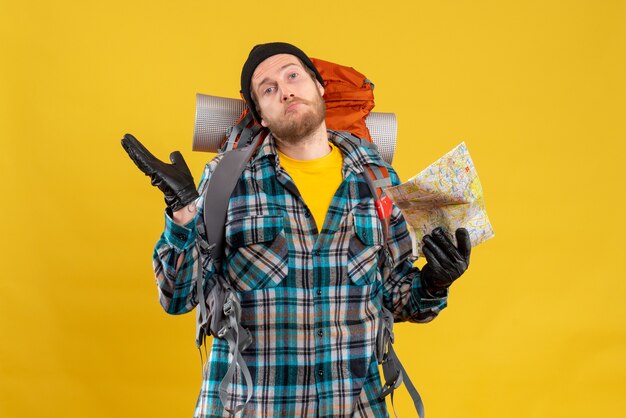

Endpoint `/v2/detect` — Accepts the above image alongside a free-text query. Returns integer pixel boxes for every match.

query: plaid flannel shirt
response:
[153,131,448,417]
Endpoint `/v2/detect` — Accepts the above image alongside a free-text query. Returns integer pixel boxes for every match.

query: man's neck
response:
[274,123,331,160]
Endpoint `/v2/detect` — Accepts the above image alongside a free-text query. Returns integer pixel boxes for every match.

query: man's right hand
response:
[420,227,472,294]
[121,133,199,212]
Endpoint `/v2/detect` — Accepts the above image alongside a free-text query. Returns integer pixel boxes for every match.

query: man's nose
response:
[279,83,295,101]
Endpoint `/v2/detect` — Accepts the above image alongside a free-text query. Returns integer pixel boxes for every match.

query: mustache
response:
[286,98,312,107]
[284,98,311,114]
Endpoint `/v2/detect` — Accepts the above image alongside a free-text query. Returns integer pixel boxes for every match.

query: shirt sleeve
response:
[380,167,448,323]
[151,153,225,315]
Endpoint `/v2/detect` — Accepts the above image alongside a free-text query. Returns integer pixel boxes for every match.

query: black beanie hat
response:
[240,42,324,123]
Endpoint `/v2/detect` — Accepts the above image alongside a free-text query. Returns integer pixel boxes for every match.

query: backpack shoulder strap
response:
[204,114,266,268]
[203,132,264,269]
[221,110,262,153]
[361,159,427,418]
[363,164,393,244]
[195,119,264,415]
[379,336,426,418]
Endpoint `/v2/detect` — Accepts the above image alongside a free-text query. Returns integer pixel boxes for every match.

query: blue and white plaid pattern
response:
[153,131,448,417]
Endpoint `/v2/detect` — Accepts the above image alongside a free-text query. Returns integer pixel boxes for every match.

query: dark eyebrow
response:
[256,63,300,91]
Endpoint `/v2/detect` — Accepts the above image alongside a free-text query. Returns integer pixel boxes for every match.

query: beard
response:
[262,91,326,145]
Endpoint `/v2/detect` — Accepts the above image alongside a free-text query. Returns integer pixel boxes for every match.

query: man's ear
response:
[260,117,268,128]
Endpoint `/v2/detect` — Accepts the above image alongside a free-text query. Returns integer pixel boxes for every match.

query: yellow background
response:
[1,0,625,416]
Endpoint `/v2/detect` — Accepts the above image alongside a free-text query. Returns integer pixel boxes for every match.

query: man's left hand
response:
[421,227,472,293]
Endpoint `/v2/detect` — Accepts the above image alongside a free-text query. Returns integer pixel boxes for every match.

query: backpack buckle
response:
[223,298,233,316]
[375,195,393,220]
[217,325,231,338]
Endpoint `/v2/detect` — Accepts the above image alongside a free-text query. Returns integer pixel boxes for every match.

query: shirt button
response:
[312,249,320,256]
[316,289,322,296]
[318,369,324,377]
[305,210,311,218]
[317,330,323,337]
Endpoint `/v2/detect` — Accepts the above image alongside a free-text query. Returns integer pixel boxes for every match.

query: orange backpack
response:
[311,57,375,142]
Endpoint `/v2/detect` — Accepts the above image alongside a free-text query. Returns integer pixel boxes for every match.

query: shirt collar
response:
[251,129,387,177]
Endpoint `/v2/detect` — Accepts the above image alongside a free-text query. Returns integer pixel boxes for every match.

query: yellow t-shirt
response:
[278,142,343,230]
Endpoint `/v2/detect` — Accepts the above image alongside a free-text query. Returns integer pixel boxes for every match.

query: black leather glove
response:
[421,227,472,294]
[121,133,199,212]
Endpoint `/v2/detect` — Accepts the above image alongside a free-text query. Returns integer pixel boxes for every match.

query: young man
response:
[122,42,471,417]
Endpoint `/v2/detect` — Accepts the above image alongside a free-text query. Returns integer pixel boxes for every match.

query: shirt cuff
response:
[163,208,197,251]
[410,274,449,307]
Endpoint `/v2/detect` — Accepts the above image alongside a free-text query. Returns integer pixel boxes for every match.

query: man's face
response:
[251,54,325,144]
